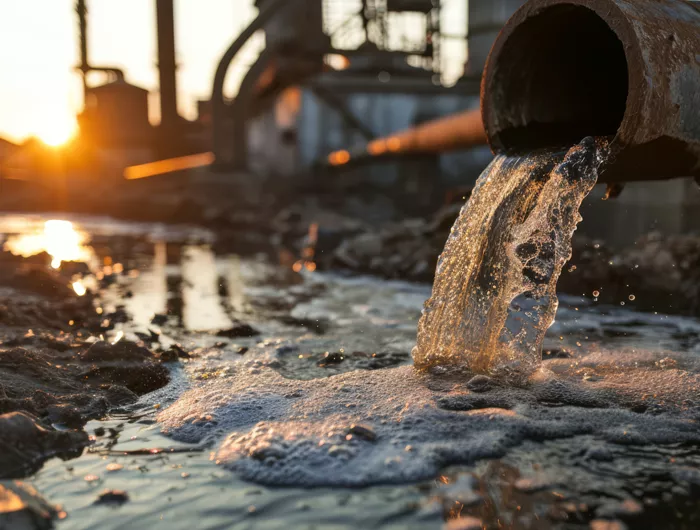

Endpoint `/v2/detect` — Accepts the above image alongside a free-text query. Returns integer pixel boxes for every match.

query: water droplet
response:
[628,294,636,301]
[620,301,625,306]
[592,290,600,297]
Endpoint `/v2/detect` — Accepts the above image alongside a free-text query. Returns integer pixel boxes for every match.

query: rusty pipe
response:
[366,109,487,156]
[326,108,488,168]
[482,0,700,182]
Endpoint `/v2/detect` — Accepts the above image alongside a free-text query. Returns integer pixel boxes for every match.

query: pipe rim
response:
[481,0,645,153]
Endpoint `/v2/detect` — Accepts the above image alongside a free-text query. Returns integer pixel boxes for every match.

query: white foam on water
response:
[157,348,700,487]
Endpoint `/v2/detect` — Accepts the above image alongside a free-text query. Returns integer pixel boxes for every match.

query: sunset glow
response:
[4,219,93,269]
[35,112,78,147]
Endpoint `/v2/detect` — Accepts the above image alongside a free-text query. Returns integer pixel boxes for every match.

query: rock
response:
[83,364,170,395]
[79,341,170,394]
[216,323,260,338]
[94,490,129,506]
[159,348,180,363]
[347,424,376,442]
[160,344,190,363]
[317,351,345,367]
[0,413,88,479]
[0,481,58,530]
[46,404,85,429]
[466,375,493,393]
[150,313,168,326]
[164,344,190,361]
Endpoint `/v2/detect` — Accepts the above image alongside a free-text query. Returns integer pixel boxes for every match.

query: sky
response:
[0,1,467,144]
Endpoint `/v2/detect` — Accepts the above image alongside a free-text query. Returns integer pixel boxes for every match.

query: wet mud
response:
[0,249,173,479]
[1,214,699,529]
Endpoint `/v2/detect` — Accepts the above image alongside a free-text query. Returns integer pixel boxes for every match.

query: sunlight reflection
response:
[4,220,93,268]
[35,111,78,147]
[72,280,87,296]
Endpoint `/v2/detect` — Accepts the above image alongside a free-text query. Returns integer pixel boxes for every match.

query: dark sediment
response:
[559,232,700,314]
[0,479,59,529]
[0,412,88,479]
[0,251,171,478]
[325,207,700,317]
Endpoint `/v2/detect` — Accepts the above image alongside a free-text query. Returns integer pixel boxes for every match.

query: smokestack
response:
[156,0,179,128]
[76,0,89,98]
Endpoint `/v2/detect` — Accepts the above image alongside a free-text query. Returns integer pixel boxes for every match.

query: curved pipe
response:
[482,0,700,182]
[325,108,487,168]
[217,48,274,170]
[210,0,287,165]
[366,109,487,156]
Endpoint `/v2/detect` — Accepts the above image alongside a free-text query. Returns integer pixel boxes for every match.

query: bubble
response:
[629,295,636,301]
[620,302,625,306]
[158,357,700,488]
[592,290,600,297]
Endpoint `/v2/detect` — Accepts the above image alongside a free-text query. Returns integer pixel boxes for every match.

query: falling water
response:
[413,137,609,376]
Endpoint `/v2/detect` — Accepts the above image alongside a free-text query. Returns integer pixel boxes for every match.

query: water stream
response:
[414,138,608,377]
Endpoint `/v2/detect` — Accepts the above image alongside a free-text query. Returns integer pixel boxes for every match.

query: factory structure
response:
[70,0,525,197]
[3,0,696,242]
[217,0,526,200]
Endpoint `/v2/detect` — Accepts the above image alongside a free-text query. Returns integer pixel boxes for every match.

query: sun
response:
[35,111,78,147]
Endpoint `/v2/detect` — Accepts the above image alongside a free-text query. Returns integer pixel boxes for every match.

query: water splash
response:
[413,138,608,376]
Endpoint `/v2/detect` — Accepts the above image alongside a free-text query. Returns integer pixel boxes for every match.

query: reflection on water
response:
[181,245,233,332]
[4,219,94,269]
[71,279,87,296]
[1,213,699,529]
[124,241,168,327]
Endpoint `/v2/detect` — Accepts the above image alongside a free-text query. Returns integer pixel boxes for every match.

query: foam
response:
[158,350,700,487]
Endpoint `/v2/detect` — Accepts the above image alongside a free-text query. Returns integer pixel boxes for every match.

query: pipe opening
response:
[488,5,629,150]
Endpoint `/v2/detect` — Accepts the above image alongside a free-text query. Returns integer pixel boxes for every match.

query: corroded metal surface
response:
[482,0,700,182]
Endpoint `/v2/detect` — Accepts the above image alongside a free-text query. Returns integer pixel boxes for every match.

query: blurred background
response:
[0,0,698,248]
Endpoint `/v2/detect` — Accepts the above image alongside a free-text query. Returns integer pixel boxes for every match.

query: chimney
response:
[156,0,179,127]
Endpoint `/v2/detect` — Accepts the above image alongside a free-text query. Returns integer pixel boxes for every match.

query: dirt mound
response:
[0,254,172,478]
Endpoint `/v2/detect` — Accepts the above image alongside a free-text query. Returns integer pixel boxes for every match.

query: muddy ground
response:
[1,178,700,529]
[0,250,178,479]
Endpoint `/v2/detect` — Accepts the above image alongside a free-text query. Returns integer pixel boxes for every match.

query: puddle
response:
[1,213,699,529]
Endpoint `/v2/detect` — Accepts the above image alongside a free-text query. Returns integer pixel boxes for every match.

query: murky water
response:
[1,213,700,529]
[414,139,607,376]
